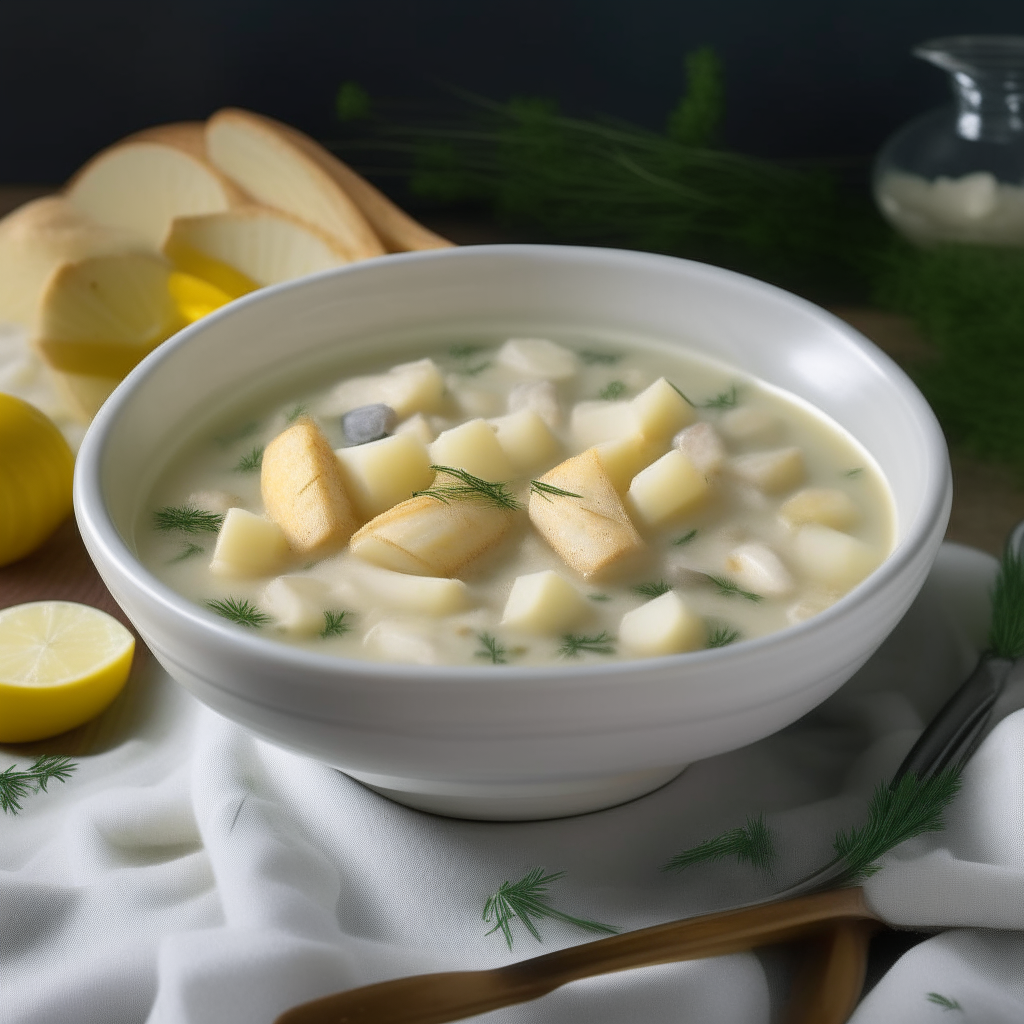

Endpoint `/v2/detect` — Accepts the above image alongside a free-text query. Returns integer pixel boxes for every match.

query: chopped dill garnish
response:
[452,360,492,376]
[842,467,864,478]
[664,814,775,873]
[214,420,259,446]
[926,993,962,1011]
[707,575,763,602]
[449,343,485,360]
[475,632,508,664]
[632,580,672,598]
[559,632,616,657]
[702,385,738,409]
[320,610,352,638]
[483,868,619,950]
[989,545,1024,659]
[672,529,698,546]
[168,542,204,564]
[578,350,622,365]
[530,480,583,502]
[285,403,308,422]
[302,561,316,571]
[588,593,611,602]
[707,624,741,648]
[413,465,523,511]
[0,755,78,815]
[598,380,627,400]
[233,445,264,473]
[153,505,224,534]
[668,380,696,406]
[206,597,270,628]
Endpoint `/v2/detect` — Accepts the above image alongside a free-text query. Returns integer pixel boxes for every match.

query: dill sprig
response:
[673,529,698,546]
[206,597,271,629]
[559,632,616,657]
[926,993,962,1011]
[702,386,738,409]
[285,403,308,422]
[707,574,763,602]
[0,756,77,815]
[483,868,619,950]
[707,624,741,648]
[168,542,205,564]
[598,380,627,400]
[664,814,775,873]
[320,610,352,638]
[632,580,672,598]
[588,593,611,602]
[152,505,224,534]
[475,632,508,664]
[530,479,583,502]
[578,350,621,365]
[842,467,864,478]
[413,465,523,511]
[988,546,1024,660]
[449,344,485,359]
[832,767,963,884]
[233,445,264,473]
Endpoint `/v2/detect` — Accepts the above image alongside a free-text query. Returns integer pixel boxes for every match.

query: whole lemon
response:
[0,394,74,566]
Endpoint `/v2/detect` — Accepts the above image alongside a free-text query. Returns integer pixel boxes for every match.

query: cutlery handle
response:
[275,887,880,1024]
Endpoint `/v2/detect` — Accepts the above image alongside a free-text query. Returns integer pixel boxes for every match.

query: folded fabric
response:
[3,543,1023,1024]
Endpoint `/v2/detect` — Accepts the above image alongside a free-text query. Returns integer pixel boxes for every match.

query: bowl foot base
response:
[344,763,687,820]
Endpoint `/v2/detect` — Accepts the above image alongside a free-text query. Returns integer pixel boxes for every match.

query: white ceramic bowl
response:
[74,245,951,820]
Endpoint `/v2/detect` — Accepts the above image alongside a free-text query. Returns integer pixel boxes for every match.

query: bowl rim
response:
[74,243,951,687]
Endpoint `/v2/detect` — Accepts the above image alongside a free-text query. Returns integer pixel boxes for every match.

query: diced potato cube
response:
[448,385,504,419]
[673,422,725,475]
[210,507,290,578]
[261,417,359,555]
[719,407,783,445]
[626,450,709,528]
[489,409,561,475]
[619,591,705,657]
[508,379,560,427]
[779,488,860,531]
[393,413,436,444]
[363,619,438,664]
[500,570,590,634]
[263,576,330,634]
[321,358,446,418]
[349,561,471,615]
[350,495,514,576]
[497,337,580,379]
[631,377,695,440]
[595,434,666,492]
[570,400,638,448]
[730,447,805,495]
[792,524,878,592]
[335,433,434,519]
[528,448,645,579]
[724,542,794,597]
[429,418,515,481]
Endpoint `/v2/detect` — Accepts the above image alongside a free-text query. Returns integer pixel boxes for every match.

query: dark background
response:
[1,0,1022,185]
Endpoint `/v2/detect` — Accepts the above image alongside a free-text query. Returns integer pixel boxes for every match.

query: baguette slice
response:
[529,448,645,579]
[206,107,451,254]
[261,417,359,555]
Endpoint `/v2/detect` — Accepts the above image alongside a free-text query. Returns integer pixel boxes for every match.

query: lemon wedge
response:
[0,395,74,567]
[0,602,135,742]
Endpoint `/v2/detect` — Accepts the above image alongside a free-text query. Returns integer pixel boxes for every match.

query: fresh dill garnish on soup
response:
[233,445,264,473]
[168,542,205,564]
[702,385,738,409]
[843,467,864,478]
[449,343,485,360]
[0,756,78,815]
[530,480,583,501]
[578,350,622,365]
[320,610,352,638]
[153,505,224,534]
[206,597,270,628]
[559,632,616,657]
[413,465,523,511]
[475,632,509,664]
[483,868,619,950]
[707,624,741,648]
[707,575,763,602]
[632,580,672,598]
[598,380,627,400]
[672,529,698,546]
[588,593,611,602]
[452,360,492,376]
[285,403,308,422]
[925,993,962,1011]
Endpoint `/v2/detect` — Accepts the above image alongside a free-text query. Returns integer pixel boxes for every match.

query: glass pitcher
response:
[873,35,1024,246]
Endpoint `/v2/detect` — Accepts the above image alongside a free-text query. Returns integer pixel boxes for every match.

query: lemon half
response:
[0,601,135,742]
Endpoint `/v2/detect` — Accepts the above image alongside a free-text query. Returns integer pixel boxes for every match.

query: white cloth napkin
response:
[4,542,1024,1024]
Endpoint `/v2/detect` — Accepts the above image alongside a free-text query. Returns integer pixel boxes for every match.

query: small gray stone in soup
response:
[342,404,397,445]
